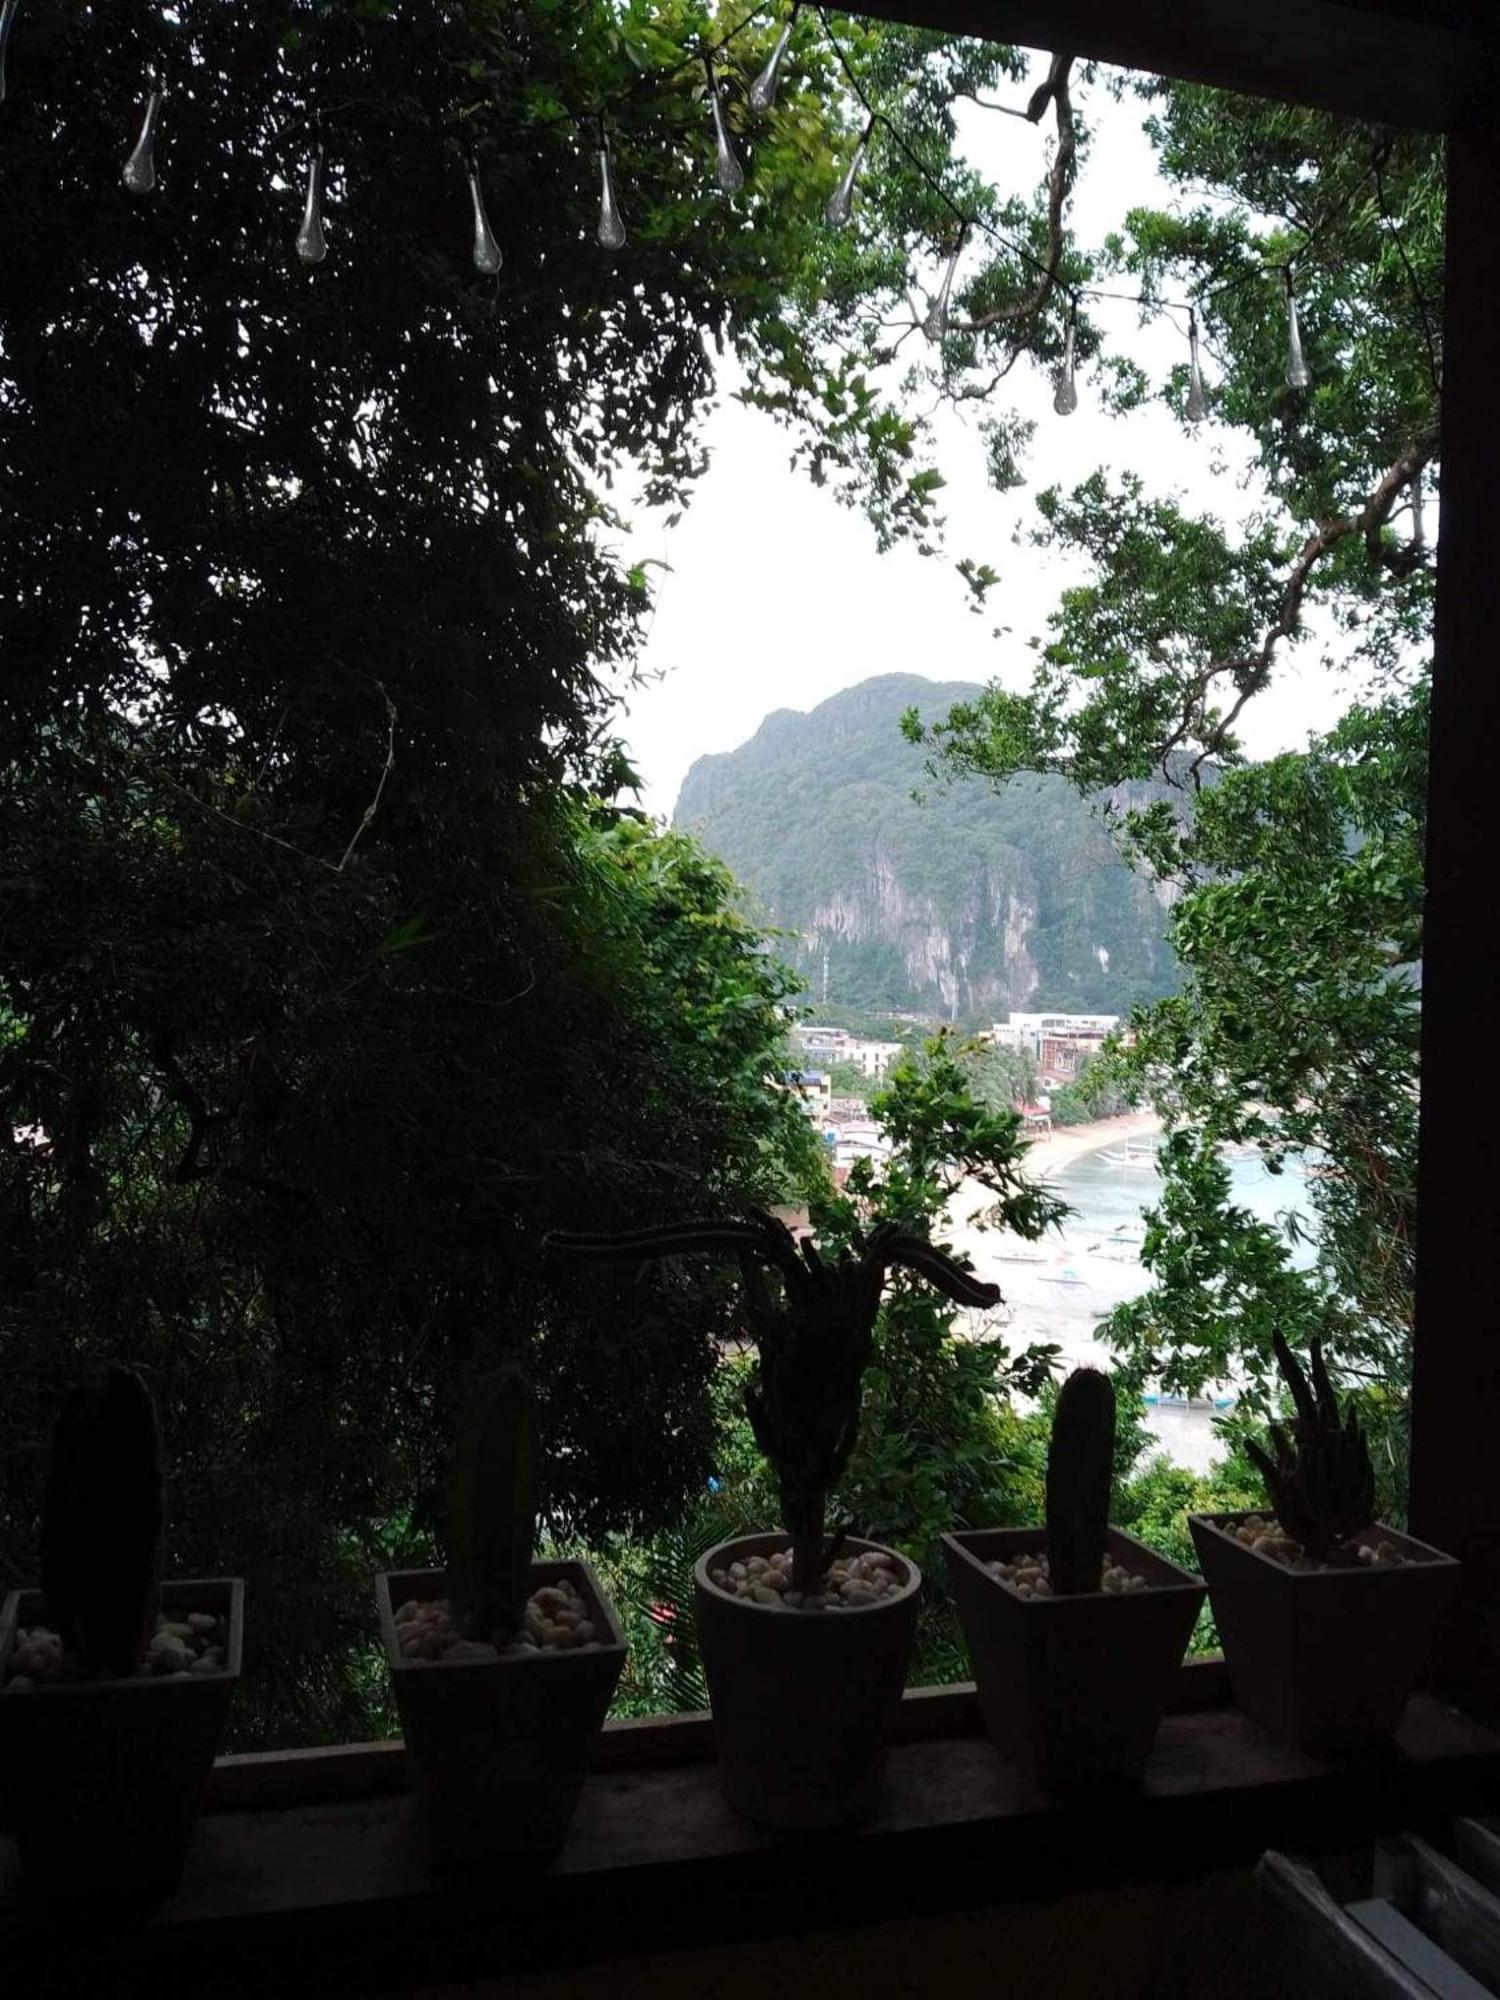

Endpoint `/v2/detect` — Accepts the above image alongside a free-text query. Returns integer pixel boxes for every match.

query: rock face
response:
[672,674,1181,1021]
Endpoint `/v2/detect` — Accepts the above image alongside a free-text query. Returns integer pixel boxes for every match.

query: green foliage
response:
[10,0,1000,1745]
[902,92,1438,1484]
[1047,1050,1131,1126]
[1045,1367,1115,1595]
[41,1365,164,1678]
[676,676,1182,1022]
[447,1364,536,1644]
[1244,1334,1377,1559]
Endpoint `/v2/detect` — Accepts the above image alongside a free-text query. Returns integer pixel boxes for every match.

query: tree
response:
[0,0,1027,1741]
[903,87,1438,1455]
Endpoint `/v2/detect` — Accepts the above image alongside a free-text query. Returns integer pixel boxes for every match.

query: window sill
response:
[5,1670,1500,1991]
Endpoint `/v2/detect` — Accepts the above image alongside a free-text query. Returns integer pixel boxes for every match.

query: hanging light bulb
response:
[296,140,327,263]
[1284,267,1311,390]
[704,54,744,196]
[1,0,21,107]
[922,231,965,342]
[1053,302,1078,415]
[826,115,874,229]
[467,156,502,275]
[749,5,799,115]
[122,85,164,195]
[1186,309,1209,422]
[596,125,626,251]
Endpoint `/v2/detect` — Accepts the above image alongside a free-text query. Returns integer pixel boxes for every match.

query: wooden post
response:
[1408,117,1500,1706]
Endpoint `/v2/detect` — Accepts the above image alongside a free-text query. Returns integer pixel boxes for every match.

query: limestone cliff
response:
[672,674,1180,1022]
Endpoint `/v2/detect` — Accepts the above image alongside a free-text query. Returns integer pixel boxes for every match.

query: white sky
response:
[612,53,1355,823]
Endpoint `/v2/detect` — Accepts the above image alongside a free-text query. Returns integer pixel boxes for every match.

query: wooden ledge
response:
[4,1683,1499,1993]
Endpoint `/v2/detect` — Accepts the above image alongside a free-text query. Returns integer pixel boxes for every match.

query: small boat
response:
[1038,1264,1088,1286]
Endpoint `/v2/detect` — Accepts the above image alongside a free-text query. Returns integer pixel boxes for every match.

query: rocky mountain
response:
[672,674,1182,1023]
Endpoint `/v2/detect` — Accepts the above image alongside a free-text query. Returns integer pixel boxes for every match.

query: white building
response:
[791,1026,904,1079]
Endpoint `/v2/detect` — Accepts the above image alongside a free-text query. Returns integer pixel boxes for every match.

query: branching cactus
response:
[545,1210,1000,1592]
[1045,1366,1116,1595]
[447,1362,537,1643]
[1245,1331,1375,1560]
[41,1363,165,1677]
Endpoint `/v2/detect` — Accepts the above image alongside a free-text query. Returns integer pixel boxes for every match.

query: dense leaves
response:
[903,89,1438,1474]
[0,1,1022,1741]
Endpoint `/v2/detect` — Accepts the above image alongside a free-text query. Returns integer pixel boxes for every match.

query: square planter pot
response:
[944,1527,1206,1792]
[691,1532,920,1830]
[376,1562,625,1874]
[0,1576,244,1905]
[1189,1510,1460,1758]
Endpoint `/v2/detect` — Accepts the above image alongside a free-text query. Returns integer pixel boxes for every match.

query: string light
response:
[1053,300,1078,414]
[922,231,965,342]
[122,84,164,195]
[825,113,874,229]
[1186,309,1209,421]
[467,155,502,275]
[47,1,1335,426]
[1284,267,1311,389]
[296,139,328,263]
[749,2,798,114]
[704,52,744,196]
[596,122,626,251]
[0,0,20,106]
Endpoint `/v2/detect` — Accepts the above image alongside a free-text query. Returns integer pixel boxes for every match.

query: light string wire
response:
[5,0,1427,394]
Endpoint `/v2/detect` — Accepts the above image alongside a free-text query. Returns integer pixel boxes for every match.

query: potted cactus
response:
[375,1361,626,1872]
[943,1367,1206,1791]
[0,1364,244,1903]
[546,1208,999,1829]
[1190,1332,1458,1757]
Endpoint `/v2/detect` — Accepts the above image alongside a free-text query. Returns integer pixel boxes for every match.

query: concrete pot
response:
[1190,1509,1460,1757]
[944,1527,1205,1792]
[692,1531,920,1830]
[377,1562,625,1873]
[0,1576,243,1905]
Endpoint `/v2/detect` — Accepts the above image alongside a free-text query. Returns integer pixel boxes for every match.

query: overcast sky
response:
[612,50,1353,824]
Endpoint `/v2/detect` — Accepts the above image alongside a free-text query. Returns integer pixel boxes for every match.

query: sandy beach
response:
[1020,1109,1163,1182]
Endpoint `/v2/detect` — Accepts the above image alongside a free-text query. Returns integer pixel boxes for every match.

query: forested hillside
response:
[674,675,1182,1021]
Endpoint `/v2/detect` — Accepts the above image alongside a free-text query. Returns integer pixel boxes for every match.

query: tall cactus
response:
[546,1209,1000,1592]
[1245,1331,1375,1560]
[41,1363,165,1677]
[1045,1366,1115,1595]
[447,1363,537,1642]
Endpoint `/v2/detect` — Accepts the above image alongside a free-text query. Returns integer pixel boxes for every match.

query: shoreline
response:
[1020,1108,1163,1181]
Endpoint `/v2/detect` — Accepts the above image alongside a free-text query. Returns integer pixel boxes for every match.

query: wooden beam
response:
[1409,118,1500,1712]
[842,0,1494,133]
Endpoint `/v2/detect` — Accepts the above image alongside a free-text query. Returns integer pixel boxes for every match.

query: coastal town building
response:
[791,1025,905,1079]
[984,1011,1121,1085]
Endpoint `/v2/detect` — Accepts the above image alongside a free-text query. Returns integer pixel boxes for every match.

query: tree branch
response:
[1180,424,1439,781]
[953,56,1077,337]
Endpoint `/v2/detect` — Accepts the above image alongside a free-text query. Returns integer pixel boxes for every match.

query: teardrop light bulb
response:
[826,122,872,229]
[122,87,164,195]
[1186,315,1209,422]
[467,160,502,275]
[707,66,744,196]
[749,16,794,115]
[1,0,21,107]
[1053,312,1078,415]
[597,146,626,251]
[1284,273,1311,389]
[296,143,327,264]
[922,237,963,342]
